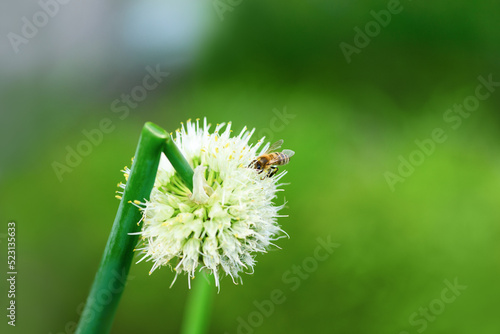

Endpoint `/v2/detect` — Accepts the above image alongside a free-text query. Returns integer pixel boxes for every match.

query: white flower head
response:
[125,118,291,289]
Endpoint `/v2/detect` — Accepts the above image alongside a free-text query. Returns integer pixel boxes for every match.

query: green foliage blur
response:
[1,1,500,333]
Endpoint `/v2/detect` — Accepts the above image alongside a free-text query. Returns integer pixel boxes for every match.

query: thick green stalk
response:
[180,272,214,334]
[76,122,168,334]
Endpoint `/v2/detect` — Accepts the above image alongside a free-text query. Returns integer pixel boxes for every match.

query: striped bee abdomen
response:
[270,152,290,165]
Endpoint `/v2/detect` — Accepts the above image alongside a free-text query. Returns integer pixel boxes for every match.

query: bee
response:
[249,139,295,178]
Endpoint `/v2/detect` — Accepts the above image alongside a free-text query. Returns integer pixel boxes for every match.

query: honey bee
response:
[249,139,295,177]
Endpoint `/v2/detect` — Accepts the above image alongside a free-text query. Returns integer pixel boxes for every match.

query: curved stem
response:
[163,136,215,334]
[76,122,168,334]
[163,134,194,191]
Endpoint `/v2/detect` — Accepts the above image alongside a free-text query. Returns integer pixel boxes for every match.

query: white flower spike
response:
[123,118,291,289]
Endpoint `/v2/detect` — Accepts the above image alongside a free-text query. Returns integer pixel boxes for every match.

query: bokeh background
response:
[1,1,500,333]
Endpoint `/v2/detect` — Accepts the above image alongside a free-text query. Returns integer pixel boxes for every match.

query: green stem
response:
[163,135,215,334]
[180,272,215,334]
[163,134,194,191]
[76,122,168,334]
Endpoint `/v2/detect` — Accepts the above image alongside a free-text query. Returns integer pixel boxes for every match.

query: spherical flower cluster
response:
[123,119,290,289]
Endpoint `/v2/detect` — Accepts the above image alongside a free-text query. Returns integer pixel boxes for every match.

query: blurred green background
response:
[1,1,500,333]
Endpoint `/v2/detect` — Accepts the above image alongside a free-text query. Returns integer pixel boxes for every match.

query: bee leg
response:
[267,166,279,177]
[248,159,257,168]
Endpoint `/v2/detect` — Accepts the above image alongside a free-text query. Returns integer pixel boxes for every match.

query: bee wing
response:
[265,139,284,154]
[282,149,295,158]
